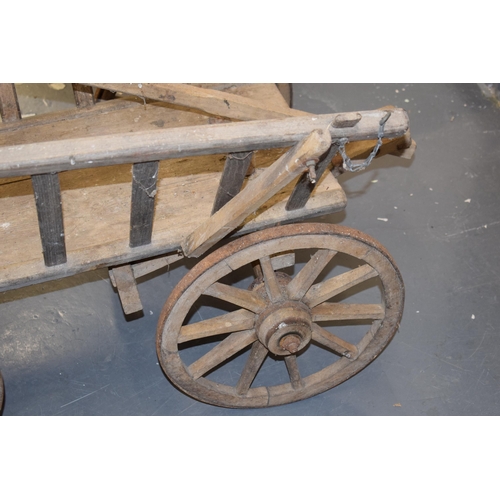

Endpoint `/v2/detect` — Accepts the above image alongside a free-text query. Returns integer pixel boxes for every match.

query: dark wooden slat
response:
[31,173,67,266]
[286,143,339,211]
[0,84,22,123]
[130,161,158,247]
[212,151,253,214]
[71,84,95,108]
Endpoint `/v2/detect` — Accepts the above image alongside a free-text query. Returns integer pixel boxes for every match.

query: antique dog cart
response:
[0,83,414,410]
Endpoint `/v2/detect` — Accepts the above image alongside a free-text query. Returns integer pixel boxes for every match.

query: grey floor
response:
[1,83,499,416]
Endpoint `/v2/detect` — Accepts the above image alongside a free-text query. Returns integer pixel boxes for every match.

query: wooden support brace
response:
[110,264,143,315]
[71,84,95,108]
[130,161,159,247]
[109,252,184,315]
[88,83,309,121]
[286,143,340,211]
[0,83,22,123]
[182,128,332,258]
[212,151,254,214]
[31,173,67,267]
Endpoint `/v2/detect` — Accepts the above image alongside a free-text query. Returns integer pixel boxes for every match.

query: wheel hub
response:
[256,301,313,356]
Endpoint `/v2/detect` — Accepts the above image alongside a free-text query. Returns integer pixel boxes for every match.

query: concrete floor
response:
[1,83,499,415]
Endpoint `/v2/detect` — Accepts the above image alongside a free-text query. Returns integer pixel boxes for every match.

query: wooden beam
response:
[212,151,253,214]
[88,83,309,121]
[71,84,95,108]
[182,128,332,258]
[0,84,22,123]
[130,161,158,247]
[110,264,143,315]
[31,173,67,267]
[0,109,410,177]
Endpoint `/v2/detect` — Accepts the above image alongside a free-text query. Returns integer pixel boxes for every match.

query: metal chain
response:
[336,110,392,172]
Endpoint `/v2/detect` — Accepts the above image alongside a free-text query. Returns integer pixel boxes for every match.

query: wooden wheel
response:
[156,223,404,408]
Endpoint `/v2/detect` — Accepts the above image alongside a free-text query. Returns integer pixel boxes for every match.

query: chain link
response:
[336,110,392,172]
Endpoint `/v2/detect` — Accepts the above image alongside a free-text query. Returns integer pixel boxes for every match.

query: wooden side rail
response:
[0,109,409,176]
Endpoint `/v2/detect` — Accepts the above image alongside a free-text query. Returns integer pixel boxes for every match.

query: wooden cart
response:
[0,83,414,409]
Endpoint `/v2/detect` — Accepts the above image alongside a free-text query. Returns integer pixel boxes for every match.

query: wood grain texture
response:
[179,310,256,344]
[0,84,287,140]
[110,264,143,315]
[0,108,410,177]
[72,84,95,108]
[0,84,21,123]
[182,129,332,258]
[88,83,308,121]
[304,264,378,308]
[31,173,67,266]
[0,162,346,292]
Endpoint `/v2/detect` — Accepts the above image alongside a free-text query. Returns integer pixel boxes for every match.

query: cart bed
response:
[0,156,345,292]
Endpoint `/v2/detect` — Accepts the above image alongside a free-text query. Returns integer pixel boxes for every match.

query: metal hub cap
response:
[256,301,313,356]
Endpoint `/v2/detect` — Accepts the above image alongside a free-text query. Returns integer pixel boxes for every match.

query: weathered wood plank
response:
[88,83,308,121]
[0,165,345,294]
[0,84,21,123]
[286,143,340,210]
[110,264,143,315]
[212,151,253,214]
[72,84,95,108]
[131,252,184,279]
[31,173,67,266]
[0,84,284,138]
[182,128,332,258]
[0,109,409,177]
[130,161,158,247]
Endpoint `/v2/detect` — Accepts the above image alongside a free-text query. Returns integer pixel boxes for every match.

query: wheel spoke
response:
[235,341,268,395]
[304,264,378,308]
[259,255,283,302]
[284,355,304,390]
[312,303,385,321]
[188,329,257,380]
[311,323,358,359]
[179,309,255,344]
[252,261,263,280]
[287,249,337,300]
[204,282,267,313]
